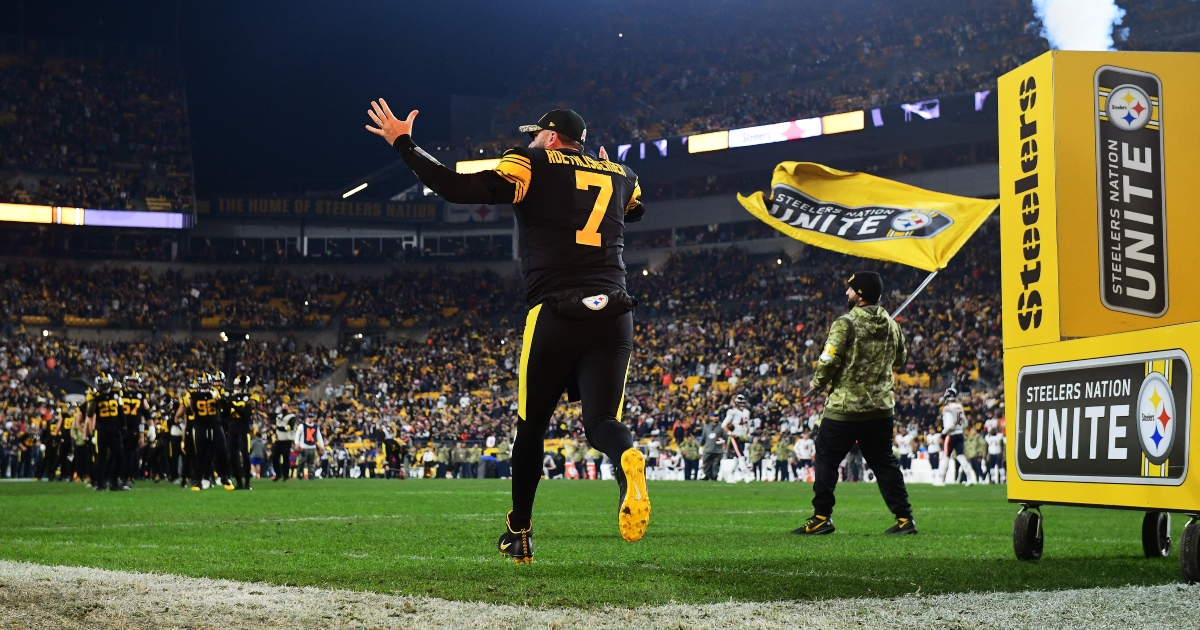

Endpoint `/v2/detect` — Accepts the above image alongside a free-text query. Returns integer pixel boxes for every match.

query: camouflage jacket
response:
[679,437,700,459]
[813,305,907,421]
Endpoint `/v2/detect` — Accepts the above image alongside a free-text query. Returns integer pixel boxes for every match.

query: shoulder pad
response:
[502,146,533,160]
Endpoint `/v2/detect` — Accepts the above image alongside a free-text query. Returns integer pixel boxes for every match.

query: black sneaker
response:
[885,515,918,535]
[792,514,835,535]
[497,511,533,565]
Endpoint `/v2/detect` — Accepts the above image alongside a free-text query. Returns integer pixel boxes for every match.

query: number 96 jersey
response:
[185,389,222,426]
[495,147,642,306]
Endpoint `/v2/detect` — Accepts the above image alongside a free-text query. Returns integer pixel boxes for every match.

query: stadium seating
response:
[0,42,194,211]
[1,227,1002,473]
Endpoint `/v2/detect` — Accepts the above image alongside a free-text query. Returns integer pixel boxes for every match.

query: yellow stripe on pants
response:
[517,303,543,420]
[616,358,631,421]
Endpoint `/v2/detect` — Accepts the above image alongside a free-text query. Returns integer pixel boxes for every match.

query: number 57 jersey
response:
[494,147,642,306]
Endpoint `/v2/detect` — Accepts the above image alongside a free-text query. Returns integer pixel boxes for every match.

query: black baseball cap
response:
[847,271,883,303]
[519,109,587,143]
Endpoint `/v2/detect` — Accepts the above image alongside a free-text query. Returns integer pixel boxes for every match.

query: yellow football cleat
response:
[190,486,201,492]
[223,484,236,491]
[617,448,651,542]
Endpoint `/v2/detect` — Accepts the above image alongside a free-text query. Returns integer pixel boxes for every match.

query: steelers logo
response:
[582,294,609,311]
[1106,84,1153,132]
[1136,372,1176,465]
[891,211,933,233]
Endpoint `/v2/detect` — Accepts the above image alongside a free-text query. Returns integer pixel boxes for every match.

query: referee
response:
[795,272,916,535]
[366,100,651,563]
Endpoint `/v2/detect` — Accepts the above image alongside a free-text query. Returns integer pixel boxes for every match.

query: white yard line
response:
[0,560,1195,630]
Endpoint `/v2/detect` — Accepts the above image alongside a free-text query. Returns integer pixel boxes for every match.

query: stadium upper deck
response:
[0,37,195,213]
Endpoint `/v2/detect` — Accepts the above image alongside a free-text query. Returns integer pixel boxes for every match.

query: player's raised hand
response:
[598,146,609,161]
[365,98,417,145]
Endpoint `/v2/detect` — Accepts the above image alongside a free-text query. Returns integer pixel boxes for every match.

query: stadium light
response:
[219,332,228,342]
[245,334,250,340]
[642,269,649,276]
[342,183,368,198]
[42,329,49,337]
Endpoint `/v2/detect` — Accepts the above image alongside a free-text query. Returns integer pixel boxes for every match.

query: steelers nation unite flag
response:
[737,162,997,272]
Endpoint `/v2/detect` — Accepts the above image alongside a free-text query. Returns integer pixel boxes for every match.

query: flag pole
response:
[889,269,938,318]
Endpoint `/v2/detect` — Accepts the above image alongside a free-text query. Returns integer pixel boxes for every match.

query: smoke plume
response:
[1032,0,1126,51]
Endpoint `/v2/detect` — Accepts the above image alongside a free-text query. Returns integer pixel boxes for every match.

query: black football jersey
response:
[121,392,148,433]
[224,394,254,428]
[495,147,642,305]
[88,391,125,431]
[186,389,222,425]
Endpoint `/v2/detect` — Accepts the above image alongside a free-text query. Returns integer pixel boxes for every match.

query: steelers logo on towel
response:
[1136,372,1176,465]
[1106,84,1153,132]
[582,294,609,311]
[890,211,932,233]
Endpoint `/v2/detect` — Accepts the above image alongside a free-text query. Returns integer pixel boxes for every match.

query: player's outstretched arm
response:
[365,98,516,205]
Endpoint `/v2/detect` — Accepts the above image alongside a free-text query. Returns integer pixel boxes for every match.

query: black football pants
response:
[812,417,912,519]
[272,440,293,480]
[190,424,231,487]
[227,425,251,487]
[510,305,635,527]
[94,429,125,490]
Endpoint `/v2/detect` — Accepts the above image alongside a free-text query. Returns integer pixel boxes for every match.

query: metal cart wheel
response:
[1141,511,1171,559]
[1013,506,1043,561]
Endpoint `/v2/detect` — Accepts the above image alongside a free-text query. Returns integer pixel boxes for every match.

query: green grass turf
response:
[0,479,1187,607]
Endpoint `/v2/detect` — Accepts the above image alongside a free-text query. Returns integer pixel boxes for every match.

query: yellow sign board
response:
[1001,51,1200,513]
[1005,321,1198,511]
[1000,51,1200,348]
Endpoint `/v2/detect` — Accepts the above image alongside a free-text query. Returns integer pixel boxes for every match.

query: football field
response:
[1,479,1195,627]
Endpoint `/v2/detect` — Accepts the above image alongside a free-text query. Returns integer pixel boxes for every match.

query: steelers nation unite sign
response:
[767,184,954,242]
[1095,66,1167,318]
[1015,350,1190,485]
[738,162,996,272]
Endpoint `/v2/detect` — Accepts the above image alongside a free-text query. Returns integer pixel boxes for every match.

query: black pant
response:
[73,442,91,481]
[38,438,61,480]
[683,458,699,480]
[94,429,125,489]
[511,306,635,526]
[168,435,184,480]
[812,417,911,518]
[190,423,231,487]
[123,434,140,482]
[775,459,790,481]
[227,424,251,487]
[272,440,293,480]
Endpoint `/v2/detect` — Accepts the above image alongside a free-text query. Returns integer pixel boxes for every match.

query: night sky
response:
[0,0,567,197]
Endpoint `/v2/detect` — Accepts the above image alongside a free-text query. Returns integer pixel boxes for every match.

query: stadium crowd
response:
[2,223,1005,485]
[0,44,194,210]
[466,0,1200,157]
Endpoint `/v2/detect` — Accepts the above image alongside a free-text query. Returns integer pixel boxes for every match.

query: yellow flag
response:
[737,162,996,272]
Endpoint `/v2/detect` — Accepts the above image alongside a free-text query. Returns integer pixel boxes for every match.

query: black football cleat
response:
[615,448,651,542]
[885,515,918,535]
[792,514,835,535]
[497,511,533,565]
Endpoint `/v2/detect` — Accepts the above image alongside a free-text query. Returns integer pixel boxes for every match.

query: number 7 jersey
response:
[494,147,642,306]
